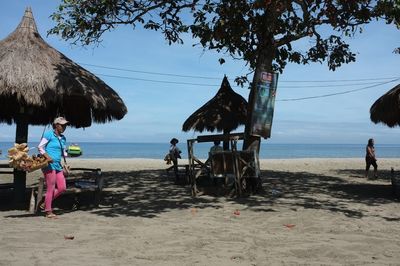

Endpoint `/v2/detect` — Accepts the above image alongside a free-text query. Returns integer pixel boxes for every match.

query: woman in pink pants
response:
[38,117,69,218]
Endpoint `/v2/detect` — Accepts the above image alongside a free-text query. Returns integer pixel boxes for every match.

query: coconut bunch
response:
[28,154,48,171]
[8,143,30,169]
[7,143,47,171]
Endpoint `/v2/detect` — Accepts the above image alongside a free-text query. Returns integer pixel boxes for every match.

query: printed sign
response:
[250,72,278,138]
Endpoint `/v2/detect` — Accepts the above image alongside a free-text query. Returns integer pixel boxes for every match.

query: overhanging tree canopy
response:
[49,1,399,74]
[49,0,400,150]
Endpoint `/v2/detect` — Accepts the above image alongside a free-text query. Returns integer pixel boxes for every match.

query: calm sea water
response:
[1,142,400,159]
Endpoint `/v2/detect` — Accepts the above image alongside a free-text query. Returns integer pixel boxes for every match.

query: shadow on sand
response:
[1,168,398,220]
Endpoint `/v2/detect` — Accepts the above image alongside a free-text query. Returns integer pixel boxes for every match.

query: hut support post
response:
[223,130,230,150]
[231,139,243,197]
[14,113,28,203]
[187,139,197,196]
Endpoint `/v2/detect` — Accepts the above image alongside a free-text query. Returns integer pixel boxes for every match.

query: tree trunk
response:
[243,48,274,153]
[14,113,28,203]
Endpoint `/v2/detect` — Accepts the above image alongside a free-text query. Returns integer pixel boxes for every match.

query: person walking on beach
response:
[169,138,182,180]
[38,117,69,218]
[365,138,378,179]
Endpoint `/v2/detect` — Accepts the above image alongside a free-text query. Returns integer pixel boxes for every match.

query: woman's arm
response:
[367,146,376,160]
[38,138,53,163]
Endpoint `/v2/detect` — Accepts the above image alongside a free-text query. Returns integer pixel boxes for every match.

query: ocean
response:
[1,142,400,159]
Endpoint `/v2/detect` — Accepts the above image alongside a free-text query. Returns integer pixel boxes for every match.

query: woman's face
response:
[56,123,67,133]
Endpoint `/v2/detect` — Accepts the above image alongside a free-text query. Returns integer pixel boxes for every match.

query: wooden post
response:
[28,188,36,213]
[14,112,28,203]
[35,177,44,213]
[223,129,229,150]
[187,139,197,196]
[94,169,104,206]
[231,139,243,197]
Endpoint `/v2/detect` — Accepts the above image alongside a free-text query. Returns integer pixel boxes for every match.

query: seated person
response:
[209,141,228,180]
[209,140,223,153]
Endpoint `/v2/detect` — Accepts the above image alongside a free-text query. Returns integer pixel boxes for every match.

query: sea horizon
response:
[1,141,399,160]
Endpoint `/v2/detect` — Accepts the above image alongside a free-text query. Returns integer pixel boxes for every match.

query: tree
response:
[50,0,400,151]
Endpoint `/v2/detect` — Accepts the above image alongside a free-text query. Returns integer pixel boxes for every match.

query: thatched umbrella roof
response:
[0,7,127,128]
[182,76,247,133]
[370,84,400,127]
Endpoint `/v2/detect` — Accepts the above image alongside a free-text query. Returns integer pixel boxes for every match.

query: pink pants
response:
[44,170,66,212]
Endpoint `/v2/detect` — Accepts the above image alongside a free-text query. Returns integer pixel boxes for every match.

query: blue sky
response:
[0,1,400,144]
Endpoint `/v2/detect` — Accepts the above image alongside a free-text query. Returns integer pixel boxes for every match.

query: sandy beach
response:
[1,158,400,266]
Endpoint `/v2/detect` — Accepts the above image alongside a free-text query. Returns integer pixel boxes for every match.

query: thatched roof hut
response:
[0,7,127,128]
[0,7,127,202]
[370,84,400,127]
[182,76,247,134]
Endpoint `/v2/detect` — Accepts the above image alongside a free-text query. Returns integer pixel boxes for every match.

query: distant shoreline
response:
[1,142,400,159]
[2,157,400,187]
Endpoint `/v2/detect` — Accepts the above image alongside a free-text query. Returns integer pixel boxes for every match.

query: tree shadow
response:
[228,169,398,220]
[0,188,35,212]
[90,168,399,220]
[82,169,224,218]
[335,169,393,181]
[1,168,399,221]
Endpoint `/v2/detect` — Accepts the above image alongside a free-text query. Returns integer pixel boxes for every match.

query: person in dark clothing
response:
[365,138,378,179]
[169,138,181,180]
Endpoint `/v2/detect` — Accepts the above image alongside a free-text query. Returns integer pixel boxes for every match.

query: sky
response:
[0,1,400,145]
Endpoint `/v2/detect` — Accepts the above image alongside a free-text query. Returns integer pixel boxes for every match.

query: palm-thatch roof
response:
[182,76,247,133]
[0,7,127,128]
[370,84,400,127]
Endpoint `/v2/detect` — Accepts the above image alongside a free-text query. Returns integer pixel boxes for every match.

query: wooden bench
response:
[34,167,103,213]
[0,163,14,190]
[0,163,13,174]
[391,168,400,198]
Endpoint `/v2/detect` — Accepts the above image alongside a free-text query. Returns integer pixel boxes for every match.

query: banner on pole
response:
[250,72,278,139]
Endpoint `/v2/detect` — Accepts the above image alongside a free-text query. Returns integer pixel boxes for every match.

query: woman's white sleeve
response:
[38,138,49,154]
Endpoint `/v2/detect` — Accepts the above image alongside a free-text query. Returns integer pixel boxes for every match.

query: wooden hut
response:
[182,76,247,135]
[370,84,400,127]
[182,77,259,196]
[0,7,127,202]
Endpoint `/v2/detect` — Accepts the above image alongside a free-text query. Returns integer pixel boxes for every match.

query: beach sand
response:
[1,158,400,265]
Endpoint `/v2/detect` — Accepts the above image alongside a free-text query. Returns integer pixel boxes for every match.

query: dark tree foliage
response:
[50,1,197,45]
[50,0,399,76]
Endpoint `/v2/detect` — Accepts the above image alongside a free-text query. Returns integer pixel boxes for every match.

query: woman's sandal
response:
[46,213,58,219]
